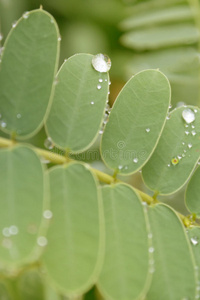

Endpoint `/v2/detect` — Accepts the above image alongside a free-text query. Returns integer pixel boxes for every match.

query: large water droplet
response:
[43,210,53,219]
[92,54,111,73]
[191,236,199,246]
[44,137,54,150]
[182,108,195,124]
[37,236,48,247]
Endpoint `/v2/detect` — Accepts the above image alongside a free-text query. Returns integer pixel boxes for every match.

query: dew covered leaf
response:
[0,9,60,138]
[142,106,200,195]
[42,162,104,296]
[146,204,196,300]
[98,183,151,300]
[185,166,200,215]
[101,69,170,175]
[0,145,49,270]
[45,53,109,153]
[120,24,199,50]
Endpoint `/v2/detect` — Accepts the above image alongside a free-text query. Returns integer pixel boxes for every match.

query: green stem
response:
[0,136,197,228]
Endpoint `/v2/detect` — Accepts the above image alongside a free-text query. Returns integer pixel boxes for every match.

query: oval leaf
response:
[42,162,104,296]
[0,145,49,270]
[185,166,200,216]
[142,106,200,195]
[101,69,170,174]
[120,24,199,50]
[147,204,196,299]
[45,53,109,153]
[0,9,60,138]
[98,183,151,300]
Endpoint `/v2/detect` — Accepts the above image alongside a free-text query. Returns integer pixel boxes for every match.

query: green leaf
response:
[98,183,151,300]
[185,166,200,216]
[120,24,199,50]
[0,9,60,138]
[146,204,196,299]
[101,69,170,174]
[120,5,193,30]
[45,53,109,153]
[0,145,49,270]
[42,162,104,296]
[142,106,200,195]
[0,281,12,299]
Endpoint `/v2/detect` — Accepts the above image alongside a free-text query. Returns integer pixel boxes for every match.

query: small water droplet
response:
[192,130,196,136]
[182,142,185,145]
[99,129,104,135]
[166,115,170,120]
[149,266,155,273]
[148,247,154,253]
[109,80,111,85]
[17,113,21,119]
[58,36,61,41]
[2,228,10,237]
[169,104,172,109]
[171,157,179,165]
[103,114,109,125]
[105,78,107,82]
[44,137,54,150]
[133,158,138,163]
[12,21,17,28]
[50,18,54,23]
[23,11,29,19]
[1,121,6,128]
[177,155,182,160]
[194,109,198,113]
[192,125,195,129]
[182,153,186,157]
[99,78,103,83]
[118,165,123,170]
[188,143,192,149]
[185,131,189,135]
[167,164,171,167]
[90,101,94,105]
[148,233,153,239]
[185,124,189,128]
[37,236,48,247]
[43,210,53,219]
[184,149,187,153]
[92,53,111,73]
[97,84,102,90]
[182,108,195,124]
[191,236,199,246]
[146,128,150,133]
[9,225,18,235]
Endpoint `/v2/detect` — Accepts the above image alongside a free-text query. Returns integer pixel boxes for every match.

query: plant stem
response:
[0,136,197,228]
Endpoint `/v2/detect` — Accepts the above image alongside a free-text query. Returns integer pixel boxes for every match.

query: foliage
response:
[0,6,200,300]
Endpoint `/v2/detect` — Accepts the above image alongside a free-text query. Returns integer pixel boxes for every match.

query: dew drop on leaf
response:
[90,101,94,105]
[148,247,154,253]
[9,225,18,235]
[191,236,199,246]
[99,78,103,83]
[133,158,138,163]
[188,143,192,149]
[146,128,150,133]
[185,131,189,135]
[192,130,197,136]
[1,121,6,128]
[97,84,102,90]
[37,236,48,247]
[182,108,195,124]
[2,228,10,237]
[23,11,29,19]
[43,210,53,219]
[44,137,54,150]
[92,53,111,73]
[17,113,21,119]
[12,21,17,28]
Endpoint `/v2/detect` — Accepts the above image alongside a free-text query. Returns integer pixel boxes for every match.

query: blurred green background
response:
[1,0,200,215]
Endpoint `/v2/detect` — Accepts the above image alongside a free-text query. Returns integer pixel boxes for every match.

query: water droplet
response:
[58,36,61,41]
[99,78,103,83]
[23,11,29,19]
[194,109,198,113]
[17,113,21,119]
[191,236,199,246]
[192,130,196,136]
[118,165,123,170]
[9,225,18,235]
[2,228,10,237]
[183,149,187,153]
[133,158,138,163]
[43,210,53,219]
[105,78,107,82]
[103,114,109,125]
[166,115,170,120]
[97,84,102,90]
[92,54,111,73]
[169,104,172,109]
[37,236,48,247]
[171,157,179,165]
[182,108,195,124]
[148,247,154,253]
[109,80,111,85]
[192,125,195,129]
[1,121,6,128]
[185,131,189,135]
[12,21,17,28]
[188,143,192,149]
[0,33,3,41]
[182,142,185,145]
[124,166,128,170]
[177,155,182,160]
[146,128,150,133]
[167,164,170,167]
[44,137,54,150]
[99,129,104,135]
[90,101,94,105]
[185,124,189,128]
[176,101,185,107]
[148,233,153,239]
